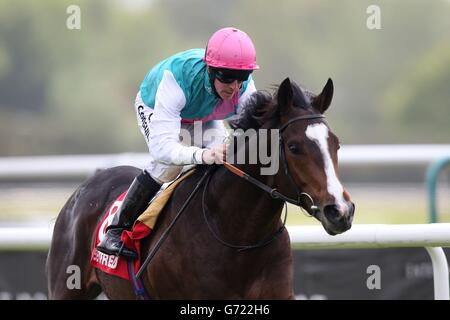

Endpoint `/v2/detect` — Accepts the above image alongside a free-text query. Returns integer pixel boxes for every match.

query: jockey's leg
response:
[96,169,161,259]
[98,93,229,259]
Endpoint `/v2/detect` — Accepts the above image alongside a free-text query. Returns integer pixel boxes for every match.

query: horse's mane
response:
[230,81,316,130]
[229,90,275,130]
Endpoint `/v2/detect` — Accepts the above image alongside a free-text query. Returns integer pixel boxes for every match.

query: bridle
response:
[276,114,326,214]
[137,113,329,279]
[202,113,326,251]
[227,113,326,213]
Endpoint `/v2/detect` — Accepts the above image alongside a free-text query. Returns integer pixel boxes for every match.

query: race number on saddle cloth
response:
[91,169,195,280]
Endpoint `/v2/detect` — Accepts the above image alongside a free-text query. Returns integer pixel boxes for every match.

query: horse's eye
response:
[288,144,301,155]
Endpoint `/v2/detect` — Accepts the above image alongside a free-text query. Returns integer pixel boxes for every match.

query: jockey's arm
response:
[149,70,205,165]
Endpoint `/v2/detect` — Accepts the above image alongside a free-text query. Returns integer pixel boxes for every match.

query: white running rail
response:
[1,145,450,179]
[0,223,449,299]
[288,223,450,300]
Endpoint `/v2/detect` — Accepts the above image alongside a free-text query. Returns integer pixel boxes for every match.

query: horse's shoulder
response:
[173,165,212,191]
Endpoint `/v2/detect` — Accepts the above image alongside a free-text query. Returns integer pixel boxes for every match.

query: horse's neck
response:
[206,165,284,244]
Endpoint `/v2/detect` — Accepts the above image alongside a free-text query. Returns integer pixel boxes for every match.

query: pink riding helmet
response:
[204,27,259,70]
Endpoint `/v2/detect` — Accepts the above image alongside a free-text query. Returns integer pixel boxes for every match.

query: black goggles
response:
[212,68,252,84]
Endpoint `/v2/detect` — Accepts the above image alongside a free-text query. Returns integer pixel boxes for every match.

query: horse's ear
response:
[277,77,293,113]
[312,78,334,114]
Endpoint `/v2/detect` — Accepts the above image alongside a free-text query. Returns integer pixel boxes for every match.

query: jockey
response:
[97,27,259,259]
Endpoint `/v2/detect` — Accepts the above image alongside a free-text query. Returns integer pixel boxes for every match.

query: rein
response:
[225,114,325,214]
[137,114,326,278]
[136,166,215,279]
[202,168,288,252]
[202,114,325,251]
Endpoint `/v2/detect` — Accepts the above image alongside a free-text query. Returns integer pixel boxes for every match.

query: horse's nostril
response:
[324,204,342,223]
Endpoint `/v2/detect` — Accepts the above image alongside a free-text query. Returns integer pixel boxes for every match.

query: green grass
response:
[285,204,434,226]
[1,198,445,226]
[1,185,448,225]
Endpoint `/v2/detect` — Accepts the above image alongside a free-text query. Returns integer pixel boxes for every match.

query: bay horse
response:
[46,77,355,299]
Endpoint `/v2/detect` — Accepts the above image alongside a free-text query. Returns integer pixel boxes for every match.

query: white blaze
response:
[305,123,346,207]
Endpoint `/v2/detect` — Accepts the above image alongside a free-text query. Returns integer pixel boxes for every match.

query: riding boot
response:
[96,170,161,260]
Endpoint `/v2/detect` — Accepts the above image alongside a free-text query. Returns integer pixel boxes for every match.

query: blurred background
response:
[0,0,449,299]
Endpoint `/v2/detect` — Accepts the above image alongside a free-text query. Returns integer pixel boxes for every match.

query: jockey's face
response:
[214,78,242,101]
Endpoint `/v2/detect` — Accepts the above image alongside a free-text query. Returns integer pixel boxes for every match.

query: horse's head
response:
[272,77,355,235]
[230,77,355,235]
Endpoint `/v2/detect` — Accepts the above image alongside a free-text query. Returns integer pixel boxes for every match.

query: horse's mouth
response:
[323,221,352,236]
[321,202,355,236]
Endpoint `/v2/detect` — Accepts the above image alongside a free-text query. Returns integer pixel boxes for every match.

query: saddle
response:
[90,168,196,280]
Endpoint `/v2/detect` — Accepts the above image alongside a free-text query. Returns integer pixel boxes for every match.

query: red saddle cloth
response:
[90,191,152,280]
[90,169,195,280]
